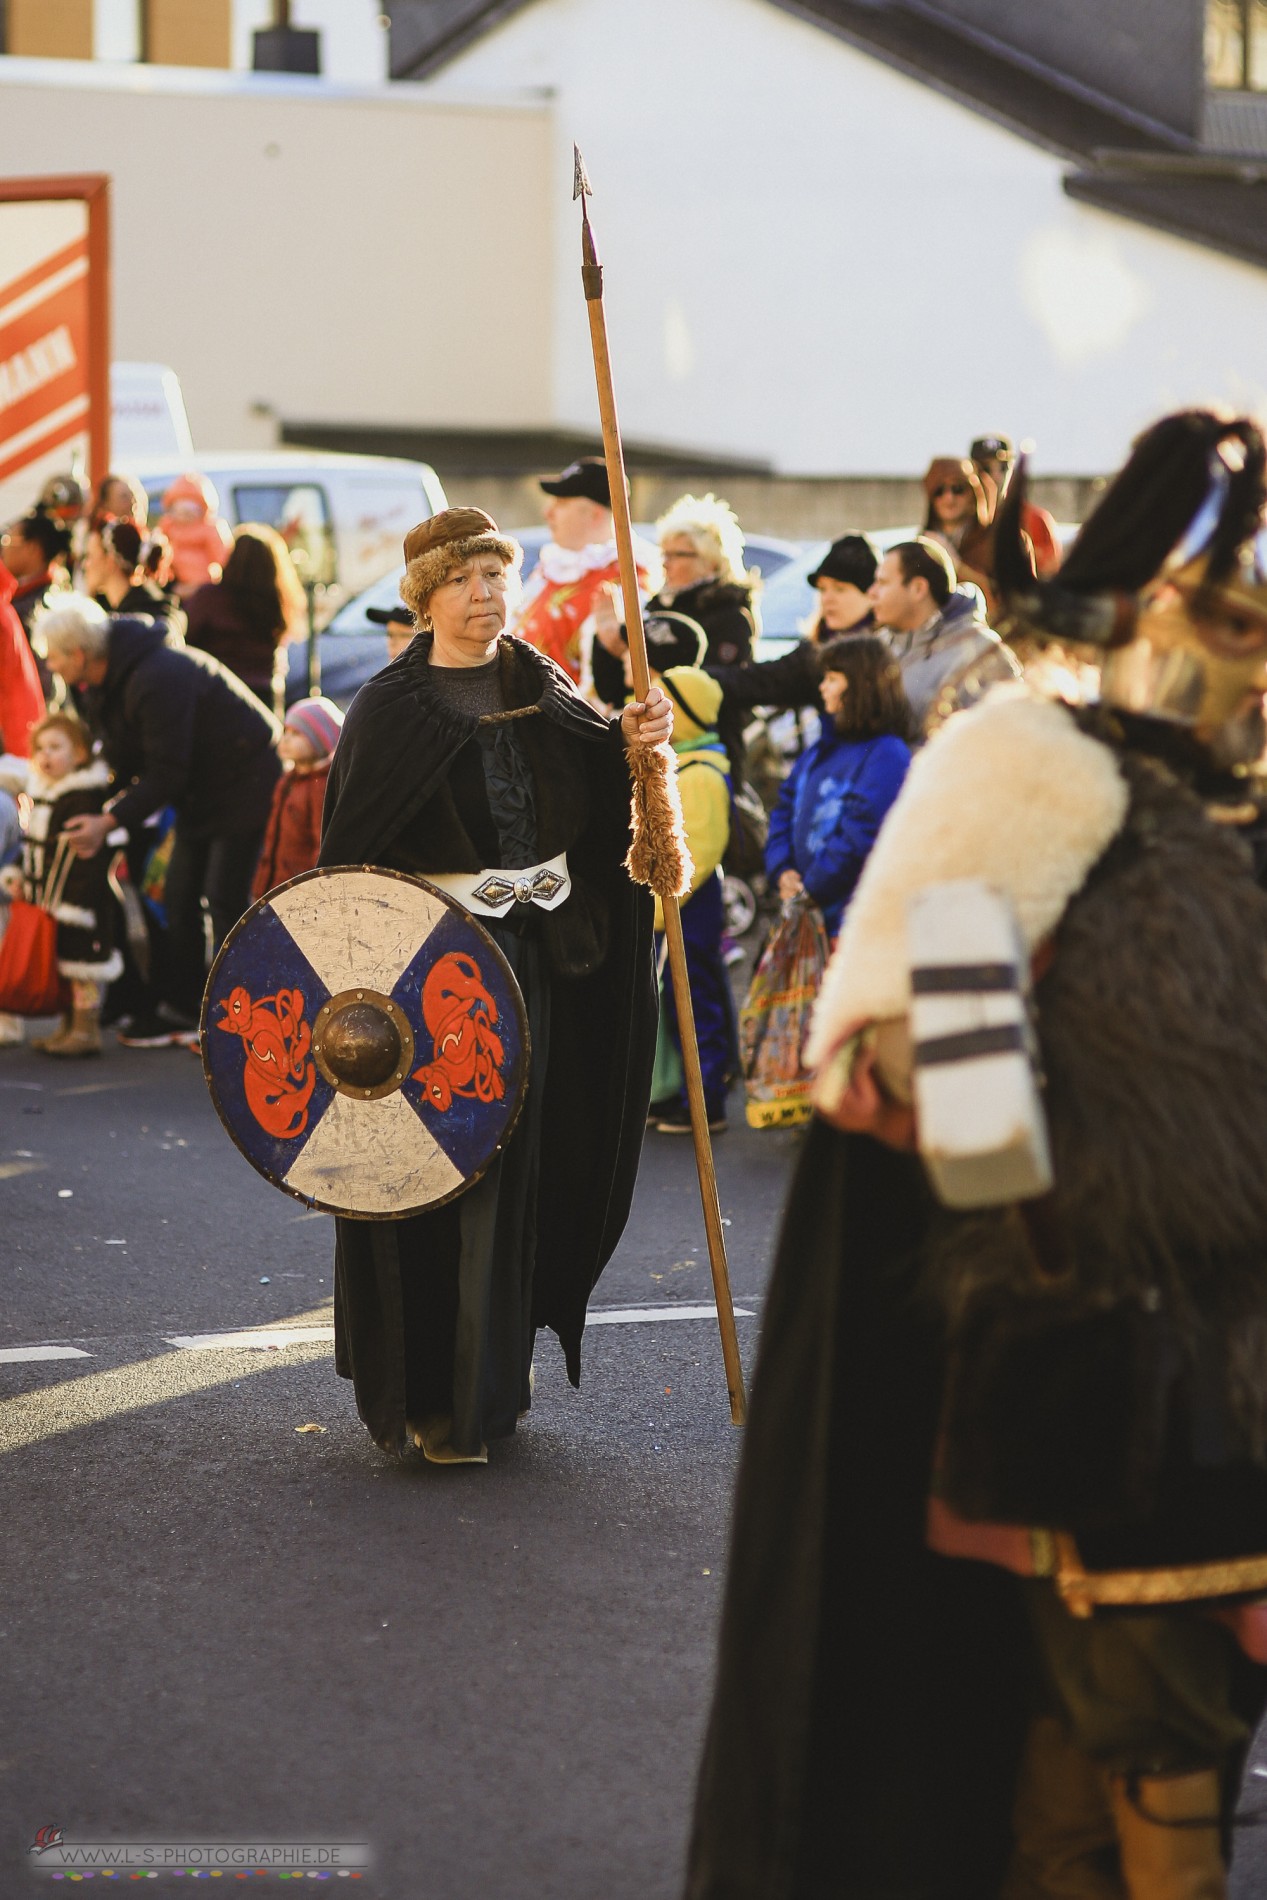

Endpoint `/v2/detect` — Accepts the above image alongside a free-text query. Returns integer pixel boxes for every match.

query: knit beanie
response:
[660,665,723,742]
[285,696,343,760]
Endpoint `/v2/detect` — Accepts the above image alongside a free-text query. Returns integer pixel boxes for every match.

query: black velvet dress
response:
[319,634,657,1457]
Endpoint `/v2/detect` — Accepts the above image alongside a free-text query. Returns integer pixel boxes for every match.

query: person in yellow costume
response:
[648,665,734,1134]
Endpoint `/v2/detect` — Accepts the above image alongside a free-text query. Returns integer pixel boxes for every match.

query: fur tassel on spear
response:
[574,146,746,1426]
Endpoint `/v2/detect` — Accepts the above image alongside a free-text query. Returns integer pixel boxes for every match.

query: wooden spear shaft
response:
[575,150,746,1426]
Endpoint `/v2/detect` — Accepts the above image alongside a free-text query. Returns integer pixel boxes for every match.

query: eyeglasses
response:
[933,483,969,498]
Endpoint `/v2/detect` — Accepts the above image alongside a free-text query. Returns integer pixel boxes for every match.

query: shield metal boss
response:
[200,866,530,1220]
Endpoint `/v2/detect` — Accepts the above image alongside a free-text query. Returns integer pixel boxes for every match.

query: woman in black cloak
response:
[319,507,670,1464]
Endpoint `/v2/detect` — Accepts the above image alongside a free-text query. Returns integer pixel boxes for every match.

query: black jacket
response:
[87,616,280,840]
[591,575,756,711]
[708,613,879,713]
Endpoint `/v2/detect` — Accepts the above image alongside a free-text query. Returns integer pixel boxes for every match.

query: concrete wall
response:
[420,0,1267,479]
[0,60,553,453]
[926,0,1204,139]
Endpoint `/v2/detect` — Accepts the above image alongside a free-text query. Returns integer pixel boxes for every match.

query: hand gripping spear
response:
[574,147,747,1426]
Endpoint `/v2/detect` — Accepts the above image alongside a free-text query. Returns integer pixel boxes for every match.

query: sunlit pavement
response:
[0,1037,792,1897]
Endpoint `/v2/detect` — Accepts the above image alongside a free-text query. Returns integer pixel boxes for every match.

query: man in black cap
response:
[970,433,1062,577]
[365,601,416,664]
[510,455,653,687]
[707,533,878,718]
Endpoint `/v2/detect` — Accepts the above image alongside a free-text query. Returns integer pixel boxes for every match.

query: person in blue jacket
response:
[765,634,914,939]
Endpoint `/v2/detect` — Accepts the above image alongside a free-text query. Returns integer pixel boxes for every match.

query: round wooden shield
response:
[200,866,530,1220]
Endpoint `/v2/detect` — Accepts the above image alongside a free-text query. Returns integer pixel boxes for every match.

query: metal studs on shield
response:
[200,866,530,1219]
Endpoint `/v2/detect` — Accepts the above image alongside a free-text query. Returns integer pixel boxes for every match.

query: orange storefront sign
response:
[0,175,109,519]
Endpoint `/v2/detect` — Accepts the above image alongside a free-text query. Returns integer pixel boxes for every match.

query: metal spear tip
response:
[573,144,593,201]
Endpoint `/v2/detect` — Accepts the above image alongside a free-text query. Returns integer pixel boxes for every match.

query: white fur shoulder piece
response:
[805,688,1130,1065]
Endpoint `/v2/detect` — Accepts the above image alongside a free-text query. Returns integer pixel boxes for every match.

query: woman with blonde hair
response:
[184,522,307,715]
[592,492,757,769]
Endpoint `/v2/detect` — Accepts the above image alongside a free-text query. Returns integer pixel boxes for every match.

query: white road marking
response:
[0,1159,44,1181]
[0,1345,90,1363]
[587,1303,755,1326]
[163,1327,335,1352]
[0,1303,759,1370]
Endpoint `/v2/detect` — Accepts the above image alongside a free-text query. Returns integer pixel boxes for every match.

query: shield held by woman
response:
[200,866,530,1219]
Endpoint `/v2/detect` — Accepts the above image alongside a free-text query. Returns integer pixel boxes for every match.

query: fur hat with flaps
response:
[400,507,522,625]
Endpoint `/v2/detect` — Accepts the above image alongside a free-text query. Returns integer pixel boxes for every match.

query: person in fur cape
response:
[684,412,1267,1900]
[319,507,671,1465]
[12,712,123,1055]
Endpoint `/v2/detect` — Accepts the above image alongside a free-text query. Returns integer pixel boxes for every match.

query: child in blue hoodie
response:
[765,634,913,940]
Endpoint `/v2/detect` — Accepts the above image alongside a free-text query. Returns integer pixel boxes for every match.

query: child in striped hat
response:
[251,696,343,900]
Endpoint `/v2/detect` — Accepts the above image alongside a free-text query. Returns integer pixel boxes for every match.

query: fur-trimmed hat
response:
[400,507,522,623]
[284,695,343,760]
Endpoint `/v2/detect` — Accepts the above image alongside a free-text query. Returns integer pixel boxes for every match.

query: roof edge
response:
[389,1,536,81]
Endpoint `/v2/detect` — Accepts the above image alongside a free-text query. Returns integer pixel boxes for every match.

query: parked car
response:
[295,529,808,706]
[133,451,448,628]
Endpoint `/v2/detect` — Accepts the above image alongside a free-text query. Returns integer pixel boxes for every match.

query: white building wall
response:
[419,0,1267,476]
[0,63,553,453]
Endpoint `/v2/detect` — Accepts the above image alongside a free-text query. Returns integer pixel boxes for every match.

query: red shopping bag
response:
[0,897,67,1015]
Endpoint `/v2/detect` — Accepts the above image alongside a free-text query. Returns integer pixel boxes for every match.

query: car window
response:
[232,482,336,589]
[325,565,407,636]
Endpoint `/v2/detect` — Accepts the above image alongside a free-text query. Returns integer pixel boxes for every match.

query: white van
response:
[131,449,448,622]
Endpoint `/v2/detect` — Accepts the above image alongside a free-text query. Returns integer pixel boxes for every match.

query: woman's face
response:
[930,478,973,528]
[81,532,113,595]
[427,554,509,666]
[819,670,849,721]
[660,535,714,592]
[815,577,869,632]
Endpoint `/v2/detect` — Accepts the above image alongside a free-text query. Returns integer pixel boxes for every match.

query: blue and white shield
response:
[200,866,530,1219]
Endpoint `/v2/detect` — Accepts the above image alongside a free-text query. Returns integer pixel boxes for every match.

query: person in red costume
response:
[157,472,234,600]
[0,561,46,756]
[509,457,655,689]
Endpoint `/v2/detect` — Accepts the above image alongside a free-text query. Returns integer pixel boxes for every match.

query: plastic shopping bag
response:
[0,896,65,1015]
[739,893,829,1129]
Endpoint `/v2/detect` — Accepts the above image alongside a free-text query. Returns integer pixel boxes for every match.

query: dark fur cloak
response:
[685,720,1267,1897]
[319,633,657,1450]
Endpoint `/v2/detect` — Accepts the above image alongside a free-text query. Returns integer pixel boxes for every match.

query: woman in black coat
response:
[707,533,878,716]
[591,493,757,777]
[185,524,307,715]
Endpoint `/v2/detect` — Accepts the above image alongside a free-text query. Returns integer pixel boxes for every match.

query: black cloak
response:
[318,633,657,1451]
[686,723,1267,1897]
[684,1126,1029,1900]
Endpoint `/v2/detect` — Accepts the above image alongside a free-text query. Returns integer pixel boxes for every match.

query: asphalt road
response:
[7,1031,1267,1896]
[0,1033,795,1898]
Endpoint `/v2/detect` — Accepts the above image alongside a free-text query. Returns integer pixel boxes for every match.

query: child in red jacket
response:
[251,697,343,901]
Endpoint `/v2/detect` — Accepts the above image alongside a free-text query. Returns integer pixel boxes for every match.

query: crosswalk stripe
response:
[0,1344,90,1363]
[586,1303,755,1326]
[163,1328,335,1352]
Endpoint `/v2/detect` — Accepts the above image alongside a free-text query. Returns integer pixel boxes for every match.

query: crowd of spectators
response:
[0,429,1050,1083]
[0,467,335,1054]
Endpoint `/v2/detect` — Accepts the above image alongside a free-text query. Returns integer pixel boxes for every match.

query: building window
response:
[1207,0,1267,89]
[141,0,231,69]
[5,0,93,59]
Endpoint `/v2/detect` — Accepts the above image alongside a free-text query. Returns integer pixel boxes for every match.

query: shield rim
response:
[200,864,532,1222]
